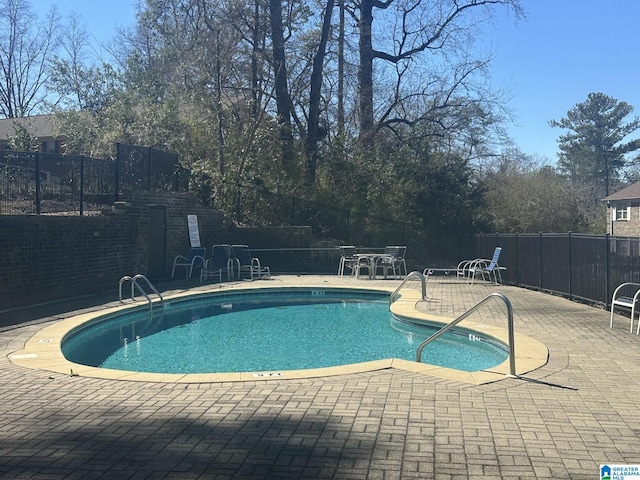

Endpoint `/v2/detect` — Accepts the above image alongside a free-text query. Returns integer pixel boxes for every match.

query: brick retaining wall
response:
[0,192,227,310]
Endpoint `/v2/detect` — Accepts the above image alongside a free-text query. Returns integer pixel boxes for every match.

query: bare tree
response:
[337,0,346,138]
[353,0,522,148]
[47,13,95,111]
[269,0,295,172]
[0,0,60,117]
[304,0,334,184]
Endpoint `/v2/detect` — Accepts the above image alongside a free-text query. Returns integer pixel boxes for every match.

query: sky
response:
[43,0,640,164]
[479,0,640,162]
[42,0,138,51]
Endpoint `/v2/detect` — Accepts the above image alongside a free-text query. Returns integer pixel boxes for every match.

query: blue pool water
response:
[62,289,508,374]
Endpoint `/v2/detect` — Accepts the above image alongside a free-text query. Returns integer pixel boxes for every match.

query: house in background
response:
[603,181,640,236]
[0,114,64,153]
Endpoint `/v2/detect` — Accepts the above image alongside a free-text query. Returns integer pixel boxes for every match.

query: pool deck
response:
[0,274,638,479]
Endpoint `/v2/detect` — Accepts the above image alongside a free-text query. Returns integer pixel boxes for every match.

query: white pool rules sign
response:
[187,215,201,247]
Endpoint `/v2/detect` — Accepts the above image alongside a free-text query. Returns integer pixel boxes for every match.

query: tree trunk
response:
[215,31,225,176]
[268,0,294,172]
[251,0,260,118]
[304,0,334,185]
[337,1,345,138]
[358,0,375,148]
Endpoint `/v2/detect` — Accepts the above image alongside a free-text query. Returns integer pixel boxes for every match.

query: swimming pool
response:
[61,288,508,374]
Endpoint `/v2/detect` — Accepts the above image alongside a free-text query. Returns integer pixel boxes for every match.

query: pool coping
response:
[7,283,548,385]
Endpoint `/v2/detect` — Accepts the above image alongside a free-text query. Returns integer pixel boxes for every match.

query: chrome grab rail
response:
[389,271,427,305]
[118,274,164,314]
[415,292,516,377]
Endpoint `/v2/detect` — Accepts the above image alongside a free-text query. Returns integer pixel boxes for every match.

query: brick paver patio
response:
[0,275,636,479]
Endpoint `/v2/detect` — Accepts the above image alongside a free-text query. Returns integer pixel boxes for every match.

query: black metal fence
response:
[474,232,640,307]
[222,181,430,250]
[7,141,635,309]
[0,144,180,215]
[257,233,640,309]
[287,198,414,247]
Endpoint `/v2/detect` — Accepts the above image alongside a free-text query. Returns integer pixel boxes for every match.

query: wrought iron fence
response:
[0,144,180,215]
[116,143,183,194]
[220,180,425,247]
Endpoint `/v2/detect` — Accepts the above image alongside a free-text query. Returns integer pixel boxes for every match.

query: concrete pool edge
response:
[7,282,549,385]
[389,288,549,384]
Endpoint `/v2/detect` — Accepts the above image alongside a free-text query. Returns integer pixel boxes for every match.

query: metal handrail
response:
[118,274,164,314]
[415,292,516,377]
[389,271,427,305]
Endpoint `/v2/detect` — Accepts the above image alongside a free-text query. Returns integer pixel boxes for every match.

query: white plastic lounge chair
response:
[609,282,640,333]
[450,248,494,281]
[201,244,234,282]
[171,247,206,279]
[468,247,505,284]
[231,245,270,280]
[455,258,477,279]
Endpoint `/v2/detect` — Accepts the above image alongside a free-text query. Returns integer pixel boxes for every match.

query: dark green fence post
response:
[568,232,572,300]
[147,147,152,191]
[35,152,40,214]
[235,182,242,224]
[115,143,121,202]
[291,196,296,226]
[539,231,543,291]
[515,232,519,287]
[80,155,85,216]
[605,233,610,306]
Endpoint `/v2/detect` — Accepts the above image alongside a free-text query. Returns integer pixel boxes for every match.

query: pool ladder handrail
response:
[415,292,516,377]
[118,274,164,314]
[389,271,427,305]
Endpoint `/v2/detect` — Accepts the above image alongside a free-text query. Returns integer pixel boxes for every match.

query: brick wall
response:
[117,192,228,278]
[0,192,227,310]
[607,203,640,236]
[0,214,137,310]
[0,190,325,310]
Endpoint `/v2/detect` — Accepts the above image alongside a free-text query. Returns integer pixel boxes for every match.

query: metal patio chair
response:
[171,247,207,279]
[231,245,270,280]
[201,244,234,282]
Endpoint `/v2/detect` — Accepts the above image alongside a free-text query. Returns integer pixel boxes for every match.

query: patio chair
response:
[375,246,407,279]
[354,255,375,279]
[393,246,407,276]
[231,244,270,280]
[455,249,497,280]
[338,245,359,277]
[455,258,477,279]
[609,282,640,333]
[201,244,234,282]
[171,247,206,279]
[467,247,506,284]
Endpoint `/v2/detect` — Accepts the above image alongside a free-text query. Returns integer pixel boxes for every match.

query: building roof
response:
[603,181,640,201]
[0,114,61,141]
